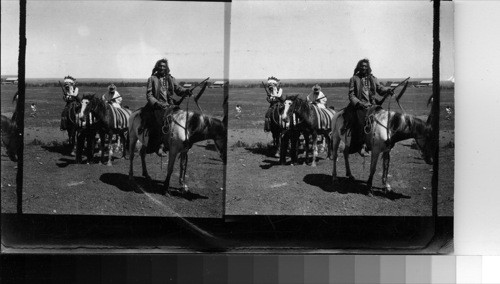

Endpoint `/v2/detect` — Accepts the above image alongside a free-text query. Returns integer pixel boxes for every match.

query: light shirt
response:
[307,91,327,108]
[103,91,122,108]
[64,85,79,102]
[267,86,283,102]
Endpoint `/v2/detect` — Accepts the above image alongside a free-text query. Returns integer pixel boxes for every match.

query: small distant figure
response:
[30,103,37,118]
[235,104,242,119]
[445,106,453,120]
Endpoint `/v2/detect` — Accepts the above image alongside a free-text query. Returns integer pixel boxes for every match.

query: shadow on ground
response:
[100,173,208,201]
[303,173,411,200]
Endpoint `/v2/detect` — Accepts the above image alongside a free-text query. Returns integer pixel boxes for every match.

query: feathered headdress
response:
[267,76,280,86]
[63,75,76,85]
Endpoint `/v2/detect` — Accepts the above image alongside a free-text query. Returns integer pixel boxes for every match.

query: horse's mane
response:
[387,111,428,134]
[287,95,310,117]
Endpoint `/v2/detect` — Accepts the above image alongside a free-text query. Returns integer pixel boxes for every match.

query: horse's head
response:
[78,93,97,122]
[411,115,436,165]
[211,117,227,164]
[280,95,299,123]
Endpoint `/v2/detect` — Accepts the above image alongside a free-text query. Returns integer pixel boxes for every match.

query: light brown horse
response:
[128,108,226,194]
[331,105,437,195]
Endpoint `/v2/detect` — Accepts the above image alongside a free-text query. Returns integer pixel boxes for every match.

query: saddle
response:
[140,105,179,154]
[341,104,381,154]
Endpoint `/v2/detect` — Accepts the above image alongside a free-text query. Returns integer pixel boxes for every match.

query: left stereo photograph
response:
[1,1,228,218]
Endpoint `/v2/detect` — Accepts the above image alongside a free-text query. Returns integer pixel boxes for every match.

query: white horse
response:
[128,108,226,194]
[331,106,436,195]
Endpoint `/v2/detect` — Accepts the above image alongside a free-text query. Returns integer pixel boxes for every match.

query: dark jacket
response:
[146,75,187,107]
[348,74,390,107]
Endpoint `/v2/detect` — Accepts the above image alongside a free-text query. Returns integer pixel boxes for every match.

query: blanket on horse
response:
[109,106,132,129]
[311,105,335,130]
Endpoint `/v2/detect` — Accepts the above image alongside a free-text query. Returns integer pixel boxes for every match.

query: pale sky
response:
[230,1,454,80]
[1,1,453,80]
[1,1,226,79]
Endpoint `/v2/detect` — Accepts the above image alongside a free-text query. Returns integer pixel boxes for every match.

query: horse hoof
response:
[367,191,374,197]
[347,175,355,181]
[106,162,112,167]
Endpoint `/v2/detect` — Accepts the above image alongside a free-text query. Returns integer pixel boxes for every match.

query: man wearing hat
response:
[307,84,327,108]
[60,75,79,131]
[102,84,122,108]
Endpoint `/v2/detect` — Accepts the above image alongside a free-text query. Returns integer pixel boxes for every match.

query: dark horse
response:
[79,93,131,166]
[267,101,287,158]
[280,95,335,166]
[128,108,226,194]
[61,98,82,156]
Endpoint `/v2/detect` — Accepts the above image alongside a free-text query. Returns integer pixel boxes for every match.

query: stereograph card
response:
[1,0,453,253]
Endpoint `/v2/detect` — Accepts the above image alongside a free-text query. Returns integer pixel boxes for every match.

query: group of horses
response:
[60,91,226,195]
[267,93,437,196]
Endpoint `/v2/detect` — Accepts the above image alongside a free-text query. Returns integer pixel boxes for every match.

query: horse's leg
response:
[331,131,341,185]
[303,133,309,165]
[311,132,318,167]
[140,146,151,181]
[343,146,354,180]
[290,131,298,165]
[128,135,137,183]
[119,131,127,159]
[106,131,113,166]
[178,152,189,193]
[164,149,178,195]
[326,132,333,160]
[381,151,392,193]
[75,131,82,164]
[367,149,381,196]
[279,131,288,165]
[273,131,280,158]
[87,131,95,164]
[69,128,76,156]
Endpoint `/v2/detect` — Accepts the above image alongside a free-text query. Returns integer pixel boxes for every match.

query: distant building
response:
[210,80,226,88]
[390,82,400,88]
[183,83,193,88]
[416,80,432,88]
[2,77,18,84]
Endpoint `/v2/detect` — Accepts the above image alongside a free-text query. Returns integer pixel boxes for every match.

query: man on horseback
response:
[60,75,79,131]
[342,58,393,157]
[138,58,192,156]
[102,84,122,108]
[307,84,327,109]
[264,76,284,132]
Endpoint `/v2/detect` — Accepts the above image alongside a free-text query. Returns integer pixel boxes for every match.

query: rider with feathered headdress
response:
[264,76,284,132]
[60,75,79,131]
